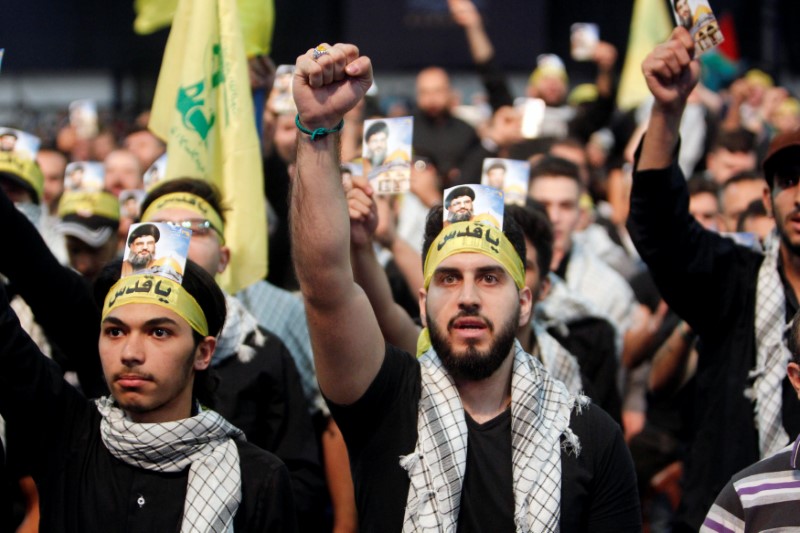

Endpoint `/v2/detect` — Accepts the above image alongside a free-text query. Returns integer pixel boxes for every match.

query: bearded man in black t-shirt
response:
[290,42,641,532]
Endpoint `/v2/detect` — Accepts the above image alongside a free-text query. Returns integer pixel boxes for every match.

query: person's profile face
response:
[0,134,16,152]
[367,131,388,158]
[487,168,506,189]
[675,0,691,19]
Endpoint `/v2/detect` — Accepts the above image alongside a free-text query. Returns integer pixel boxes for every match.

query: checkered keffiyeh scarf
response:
[96,397,245,533]
[751,231,792,457]
[400,341,587,532]
[214,293,265,366]
[532,321,583,395]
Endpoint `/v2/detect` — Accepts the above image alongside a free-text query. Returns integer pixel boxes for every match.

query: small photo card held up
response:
[481,158,531,207]
[571,23,599,61]
[144,153,168,191]
[64,161,105,192]
[122,222,191,284]
[671,0,724,54]
[443,184,505,230]
[69,99,99,140]
[363,116,414,196]
[119,189,147,220]
[0,127,40,162]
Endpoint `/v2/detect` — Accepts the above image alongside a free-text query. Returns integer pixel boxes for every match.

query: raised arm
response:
[290,44,385,405]
[347,177,421,355]
[637,27,700,171]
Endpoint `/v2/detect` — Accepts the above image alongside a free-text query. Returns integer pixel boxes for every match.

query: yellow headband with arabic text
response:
[102,274,209,336]
[423,221,526,290]
[141,192,225,243]
[58,190,120,221]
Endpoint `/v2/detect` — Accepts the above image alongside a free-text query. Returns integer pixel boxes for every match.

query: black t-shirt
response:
[328,344,641,532]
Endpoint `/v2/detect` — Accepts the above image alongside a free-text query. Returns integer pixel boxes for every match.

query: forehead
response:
[435,251,507,274]
[146,205,198,222]
[133,234,156,244]
[105,301,187,328]
[530,175,580,200]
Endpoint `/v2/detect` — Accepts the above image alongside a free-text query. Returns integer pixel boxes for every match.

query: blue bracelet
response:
[295,114,344,141]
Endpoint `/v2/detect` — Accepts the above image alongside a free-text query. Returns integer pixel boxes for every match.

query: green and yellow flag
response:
[616,0,673,111]
[148,0,267,293]
[134,0,274,57]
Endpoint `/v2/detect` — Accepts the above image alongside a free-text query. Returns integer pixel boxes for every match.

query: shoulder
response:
[568,402,622,447]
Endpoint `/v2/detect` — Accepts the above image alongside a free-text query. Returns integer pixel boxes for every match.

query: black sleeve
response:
[236,443,299,533]
[214,329,326,527]
[626,159,759,336]
[571,407,641,532]
[475,56,514,111]
[0,282,89,466]
[568,94,616,143]
[0,188,106,397]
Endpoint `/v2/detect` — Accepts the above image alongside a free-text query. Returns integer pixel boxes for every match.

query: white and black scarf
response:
[97,397,245,533]
[214,293,266,366]
[751,231,792,457]
[400,341,588,532]
[532,321,583,396]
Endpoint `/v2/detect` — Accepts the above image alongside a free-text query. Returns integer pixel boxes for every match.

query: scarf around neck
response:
[96,396,245,533]
[400,341,587,532]
[751,230,792,457]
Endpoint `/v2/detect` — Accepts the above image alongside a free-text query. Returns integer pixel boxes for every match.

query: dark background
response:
[0,0,786,89]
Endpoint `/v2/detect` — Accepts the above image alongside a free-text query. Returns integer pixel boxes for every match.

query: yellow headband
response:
[141,192,225,243]
[423,221,525,290]
[102,274,209,336]
[58,190,120,221]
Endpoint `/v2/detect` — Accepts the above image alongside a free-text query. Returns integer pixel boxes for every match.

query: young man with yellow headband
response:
[137,178,327,530]
[290,43,640,531]
[0,256,297,531]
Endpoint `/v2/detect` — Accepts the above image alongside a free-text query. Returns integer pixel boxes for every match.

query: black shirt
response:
[0,286,297,533]
[328,344,641,532]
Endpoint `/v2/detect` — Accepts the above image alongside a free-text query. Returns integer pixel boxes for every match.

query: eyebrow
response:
[102,316,181,328]
[433,265,508,277]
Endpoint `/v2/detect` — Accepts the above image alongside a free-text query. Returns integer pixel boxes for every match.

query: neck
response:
[454,350,514,424]
[516,323,534,354]
[780,242,800,300]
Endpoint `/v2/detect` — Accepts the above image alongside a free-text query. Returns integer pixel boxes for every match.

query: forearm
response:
[637,105,683,171]
[351,243,420,354]
[648,322,696,395]
[464,22,494,64]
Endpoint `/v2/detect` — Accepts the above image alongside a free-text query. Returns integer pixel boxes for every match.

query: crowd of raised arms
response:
[1,0,799,532]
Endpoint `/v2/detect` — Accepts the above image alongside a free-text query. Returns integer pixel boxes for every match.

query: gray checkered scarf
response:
[214,292,265,366]
[750,230,792,457]
[401,340,588,532]
[531,322,583,395]
[96,396,245,533]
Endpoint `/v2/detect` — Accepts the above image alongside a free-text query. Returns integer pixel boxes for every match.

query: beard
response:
[368,149,387,168]
[428,304,520,381]
[447,210,472,224]
[130,251,153,268]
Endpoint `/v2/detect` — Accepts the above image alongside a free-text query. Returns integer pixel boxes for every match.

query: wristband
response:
[295,114,344,141]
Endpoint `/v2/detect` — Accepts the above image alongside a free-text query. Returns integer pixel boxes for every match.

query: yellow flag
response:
[148,0,267,293]
[616,0,673,110]
[134,0,274,57]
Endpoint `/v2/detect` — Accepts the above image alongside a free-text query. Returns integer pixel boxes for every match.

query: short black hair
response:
[687,176,720,198]
[140,177,228,224]
[720,171,766,192]
[711,128,756,155]
[444,186,475,208]
[529,155,582,186]
[127,222,160,246]
[421,205,526,272]
[93,259,226,408]
[365,120,388,141]
[788,308,800,365]
[506,199,553,278]
[736,198,769,232]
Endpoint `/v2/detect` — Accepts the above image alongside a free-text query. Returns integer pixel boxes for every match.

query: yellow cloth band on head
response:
[58,191,121,220]
[102,274,209,336]
[423,221,526,290]
[141,192,225,243]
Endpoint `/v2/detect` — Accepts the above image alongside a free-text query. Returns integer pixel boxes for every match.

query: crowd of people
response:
[1,0,800,531]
